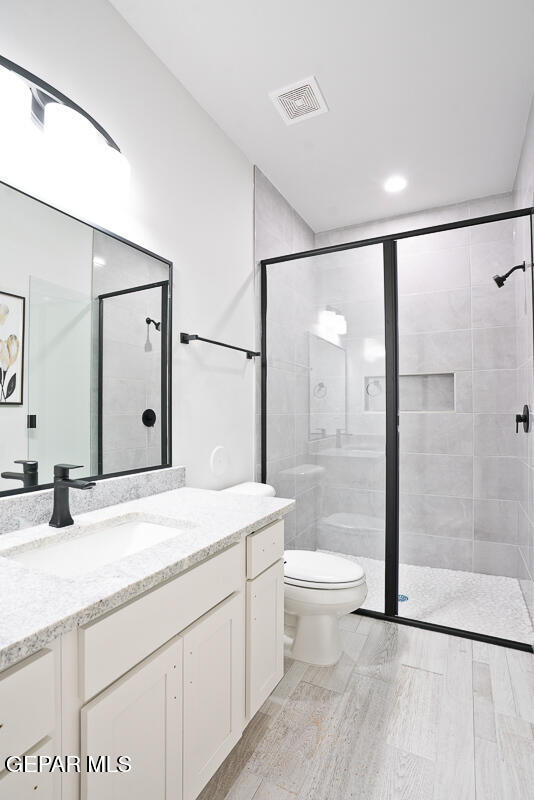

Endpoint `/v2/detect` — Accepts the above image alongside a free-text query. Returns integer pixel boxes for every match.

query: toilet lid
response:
[284,550,366,589]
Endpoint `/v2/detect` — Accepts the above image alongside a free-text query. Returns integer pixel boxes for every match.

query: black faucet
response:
[49,464,96,528]
[1,459,39,488]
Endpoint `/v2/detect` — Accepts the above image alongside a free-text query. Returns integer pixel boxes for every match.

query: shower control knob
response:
[515,405,530,433]
[142,408,156,427]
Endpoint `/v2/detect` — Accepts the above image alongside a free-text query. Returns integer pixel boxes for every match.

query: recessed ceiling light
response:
[384,174,407,193]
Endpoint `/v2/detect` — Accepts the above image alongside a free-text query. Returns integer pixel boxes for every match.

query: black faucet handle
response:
[14,460,38,471]
[53,464,85,479]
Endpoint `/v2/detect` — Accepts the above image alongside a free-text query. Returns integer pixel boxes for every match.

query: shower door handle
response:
[515,405,530,433]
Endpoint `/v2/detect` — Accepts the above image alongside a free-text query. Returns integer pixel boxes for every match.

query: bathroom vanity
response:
[0,488,293,799]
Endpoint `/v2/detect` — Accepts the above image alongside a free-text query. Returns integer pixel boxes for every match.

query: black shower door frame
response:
[261,206,534,653]
[98,280,170,474]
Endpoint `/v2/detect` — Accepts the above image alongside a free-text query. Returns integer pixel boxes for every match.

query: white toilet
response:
[284,550,367,665]
[222,481,276,497]
[223,481,367,667]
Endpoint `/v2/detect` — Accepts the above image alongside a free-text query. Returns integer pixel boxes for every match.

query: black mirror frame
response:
[0,176,173,499]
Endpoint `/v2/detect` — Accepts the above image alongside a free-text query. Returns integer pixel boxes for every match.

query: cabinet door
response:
[246,560,284,719]
[0,736,59,800]
[81,639,182,800]
[183,593,244,800]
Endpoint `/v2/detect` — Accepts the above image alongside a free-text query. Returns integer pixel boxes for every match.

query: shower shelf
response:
[180,332,260,359]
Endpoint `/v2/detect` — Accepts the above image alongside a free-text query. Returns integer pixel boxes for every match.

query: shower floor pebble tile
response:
[321,551,534,645]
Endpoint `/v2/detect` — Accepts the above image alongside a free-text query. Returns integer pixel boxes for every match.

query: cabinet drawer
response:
[0,736,58,799]
[246,520,284,579]
[79,544,241,701]
[0,650,55,765]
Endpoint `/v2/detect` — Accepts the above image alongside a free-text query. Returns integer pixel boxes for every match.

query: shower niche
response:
[0,180,172,496]
[364,373,455,412]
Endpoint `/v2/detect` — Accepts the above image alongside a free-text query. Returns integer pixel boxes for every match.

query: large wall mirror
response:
[0,180,172,496]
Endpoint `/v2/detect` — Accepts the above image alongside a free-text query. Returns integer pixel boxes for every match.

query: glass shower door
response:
[264,243,387,612]
[396,215,534,644]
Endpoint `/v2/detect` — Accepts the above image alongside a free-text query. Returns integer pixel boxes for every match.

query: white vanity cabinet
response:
[1,515,286,800]
[0,646,60,800]
[81,639,182,800]
[245,520,285,719]
[246,561,284,718]
[183,593,244,800]
[0,736,59,800]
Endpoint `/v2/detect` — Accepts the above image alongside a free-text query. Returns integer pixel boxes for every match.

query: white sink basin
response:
[9,517,191,578]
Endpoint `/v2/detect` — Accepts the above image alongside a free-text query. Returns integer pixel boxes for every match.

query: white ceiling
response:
[110,0,534,232]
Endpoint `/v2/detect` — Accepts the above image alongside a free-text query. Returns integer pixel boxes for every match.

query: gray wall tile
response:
[398,289,469,334]
[473,370,518,413]
[400,413,473,455]
[474,499,518,544]
[317,523,385,561]
[400,493,473,539]
[474,414,523,457]
[474,456,525,501]
[399,330,472,373]
[318,452,386,492]
[473,326,517,370]
[455,371,473,412]
[397,247,470,293]
[471,284,515,328]
[473,540,522,578]
[399,533,473,571]
[400,453,473,498]
[470,239,515,286]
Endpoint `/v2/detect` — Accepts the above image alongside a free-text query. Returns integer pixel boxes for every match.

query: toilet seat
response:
[284,550,366,590]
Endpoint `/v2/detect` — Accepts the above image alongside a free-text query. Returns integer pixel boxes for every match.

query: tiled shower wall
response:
[315,194,534,579]
[254,168,317,548]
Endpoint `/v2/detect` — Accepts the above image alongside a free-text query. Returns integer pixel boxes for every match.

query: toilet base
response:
[284,580,367,666]
[289,614,342,666]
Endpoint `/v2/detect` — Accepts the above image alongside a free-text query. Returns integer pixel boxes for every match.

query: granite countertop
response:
[0,487,294,671]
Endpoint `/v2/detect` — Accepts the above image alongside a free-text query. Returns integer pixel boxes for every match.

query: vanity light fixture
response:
[384,174,408,193]
[0,54,129,222]
[0,54,121,150]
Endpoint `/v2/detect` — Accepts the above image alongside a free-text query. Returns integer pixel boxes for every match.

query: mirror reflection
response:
[308,333,346,439]
[0,181,171,494]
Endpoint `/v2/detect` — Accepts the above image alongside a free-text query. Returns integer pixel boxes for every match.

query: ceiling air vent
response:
[269,76,328,125]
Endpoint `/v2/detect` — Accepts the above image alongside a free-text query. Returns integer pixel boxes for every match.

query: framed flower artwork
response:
[0,291,25,405]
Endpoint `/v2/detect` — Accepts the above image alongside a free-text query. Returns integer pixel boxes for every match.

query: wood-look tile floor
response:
[199,616,534,800]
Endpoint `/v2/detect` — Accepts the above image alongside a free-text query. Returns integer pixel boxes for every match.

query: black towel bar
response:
[180,332,260,359]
